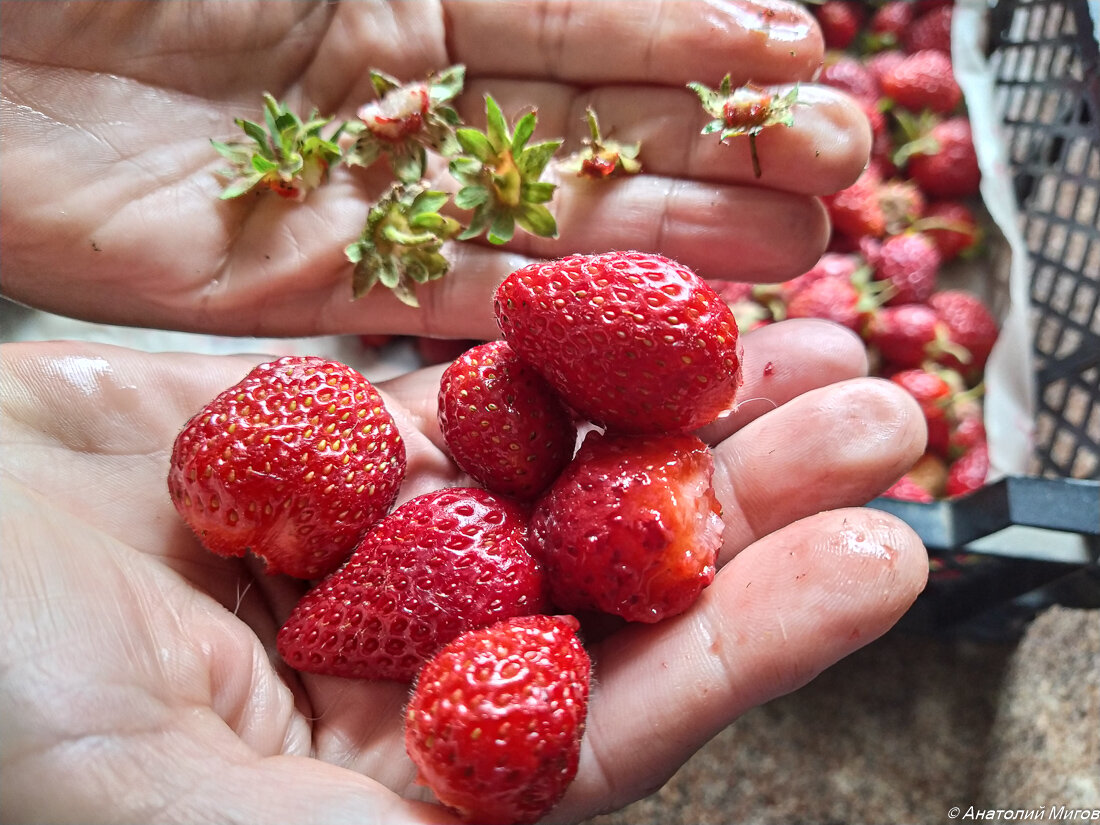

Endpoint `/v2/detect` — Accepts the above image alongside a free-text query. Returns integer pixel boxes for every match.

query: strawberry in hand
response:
[405,614,591,825]
[531,430,724,623]
[277,487,549,682]
[495,251,743,435]
[167,356,406,579]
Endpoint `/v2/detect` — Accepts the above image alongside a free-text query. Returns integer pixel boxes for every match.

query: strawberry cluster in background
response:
[717,0,999,503]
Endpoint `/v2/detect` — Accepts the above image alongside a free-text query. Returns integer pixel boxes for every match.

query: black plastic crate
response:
[875,0,1100,637]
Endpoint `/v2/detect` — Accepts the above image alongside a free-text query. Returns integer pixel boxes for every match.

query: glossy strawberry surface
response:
[277,487,548,682]
[167,356,405,579]
[405,614,591,825]
[438,340,576,500]
[495,251,742,434]
[531,430,723,623]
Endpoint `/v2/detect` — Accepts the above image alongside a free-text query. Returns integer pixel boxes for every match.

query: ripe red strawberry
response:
[866,50,907,87]
[531,430,723,623]
[823,166,887,241]
[814,1,866,50]
[405,614,590,825]
[868,231,942,305]
[775,252,862,303]
[438,340,577,500]
[949,410,987,457]
[946,442,989,498]
[929,289,999,375]
[866,303,944,368]
[903,116,981,199]
[817,52,881,105]
[881,50,962,114]
[495,251,742,434]
[785,271,882,333]
[167,356,405,579]
[905,4,954,54]
[920,200,982,261]
[890,367,960,457]
[883,452,948,501]
[277,487,549,682]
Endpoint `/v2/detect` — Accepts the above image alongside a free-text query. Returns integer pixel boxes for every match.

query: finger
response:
[458,80,872,196]
[445,0,823,86]
[553,507,928,822]
[697,318,869,443]
[711,377,927,563]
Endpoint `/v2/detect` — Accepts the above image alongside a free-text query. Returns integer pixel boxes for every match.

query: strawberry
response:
[866,303,944,368]
[878,177,927,235]
[928,289,999,376]
[946,442,990,498]
[866,50,907,87]
[785,270,882,333]
[949,409,987,457]
[211,94,344,201]
[904,4,954,54]
[823,166,887,241]
[814,1,866,50]
[817,52,881,105]
[167,356,405,580]
[868,231,942,305]
[495,251,743,435]
[438,340,577,500]
[277,487,549,682]
[890,366,961,457]
[919,200,982,261]
[881,473,936,503]
[773,252,862,304]
[405,614,591,825]
[901,116,981,199]
[868,2,914,49]
[881,50,962,115]
[530,430,723,623]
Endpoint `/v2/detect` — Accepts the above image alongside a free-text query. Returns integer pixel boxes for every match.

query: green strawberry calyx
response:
[344,183,462,306]
[687,76,800,178]
[449,95,563,245]
[559,107,642,179]
[345,64,466,183]
[211,93,346,200]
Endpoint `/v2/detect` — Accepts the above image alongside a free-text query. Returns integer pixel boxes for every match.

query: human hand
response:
[0,326,927,824]
[0,0,868,341]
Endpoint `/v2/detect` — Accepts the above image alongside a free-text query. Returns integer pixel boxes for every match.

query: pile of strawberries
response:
[713,0,999,502]
[168,250,741,824]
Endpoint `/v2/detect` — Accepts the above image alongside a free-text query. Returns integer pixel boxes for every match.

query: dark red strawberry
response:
[903,116,981,199]
[405,614,590,825]
[438,340,577,500]
[881,49,962,114]
[919,200,982,261]
[530,430,723,623]
[495,251,742,434]
[869,231,942,305]
[904,4,954,54]
[929,289,999,376]
[277,487,549,682]
[814,1,866,50]
[167,356,406,579]
[946,442,990,498]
